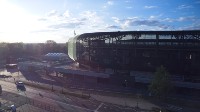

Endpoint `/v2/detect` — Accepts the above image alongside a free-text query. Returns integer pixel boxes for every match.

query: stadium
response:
[68,30,200,85]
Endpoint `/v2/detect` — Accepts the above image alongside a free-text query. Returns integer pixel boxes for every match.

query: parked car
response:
[11,105,16,112]
[16,81,26,91]
[16,81,24,87]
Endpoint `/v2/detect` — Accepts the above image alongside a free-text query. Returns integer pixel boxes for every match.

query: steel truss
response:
[73,30,200,79]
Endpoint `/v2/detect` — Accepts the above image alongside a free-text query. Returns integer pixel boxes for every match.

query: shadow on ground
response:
[20,70,62,87]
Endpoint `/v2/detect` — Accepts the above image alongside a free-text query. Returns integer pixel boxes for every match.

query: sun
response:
[1,0,36,32]
[0,0,43,42]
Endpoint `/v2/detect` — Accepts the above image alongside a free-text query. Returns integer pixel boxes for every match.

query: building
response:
[68,30,200,85]
[44,53,68,61]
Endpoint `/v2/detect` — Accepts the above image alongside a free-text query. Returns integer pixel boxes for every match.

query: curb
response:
[19,80,90,99]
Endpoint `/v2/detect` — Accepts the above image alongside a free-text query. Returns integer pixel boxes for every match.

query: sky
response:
[0,0,200,43]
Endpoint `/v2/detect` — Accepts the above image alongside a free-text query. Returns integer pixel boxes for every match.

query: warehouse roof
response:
[45,53,67,57]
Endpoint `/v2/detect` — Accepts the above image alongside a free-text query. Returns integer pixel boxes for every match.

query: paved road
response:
[0,66,198,112]
[0,70,138,112]
[0,80,96,112]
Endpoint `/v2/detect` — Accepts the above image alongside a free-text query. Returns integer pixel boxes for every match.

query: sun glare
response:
[0,0,45,42]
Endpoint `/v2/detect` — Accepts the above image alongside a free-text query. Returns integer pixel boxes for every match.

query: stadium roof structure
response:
[75,30,200,41]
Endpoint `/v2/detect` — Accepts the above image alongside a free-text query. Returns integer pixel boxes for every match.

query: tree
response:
[149,65,172,97]
[45,40,58,53]
[0,42,9,59]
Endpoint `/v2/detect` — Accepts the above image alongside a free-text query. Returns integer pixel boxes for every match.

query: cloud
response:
[80,11,103,26]
[163,16,198,22]
[63,10,70,18]
[178,5,193,9]
[125,1,131,3]
[149,16,156,19]
[127,20,160,26]
[112,17,120,23]
[179,24,200,30]
[103,1,114,8]
[144,6,157,9]
[177,16,196,22]
[47,10,58,16]
[107,1,114,5]
[148,14,163,20]
[105,25,122,29]
[47,10,72,21]
[38,18,48,21]
[80,11,97,18]
[158,24,171,29]
[49,22,84,29]
[42,10,104,31]
[31,29,58,33]
[123,19,152,28]
[112,17,172,30]
[163,18,174,22]
[112,16,140,24]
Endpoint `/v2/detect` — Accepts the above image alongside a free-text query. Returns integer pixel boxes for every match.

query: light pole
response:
[51,82,54,91]
[61,78,64,94]
[0,85,2,95]
[136,93,141,109]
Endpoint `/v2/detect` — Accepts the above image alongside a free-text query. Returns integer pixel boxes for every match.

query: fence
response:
[27,98,61,112]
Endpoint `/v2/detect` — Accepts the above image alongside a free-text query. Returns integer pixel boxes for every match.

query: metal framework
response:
[68,30,200,80]
[78,30,200,41]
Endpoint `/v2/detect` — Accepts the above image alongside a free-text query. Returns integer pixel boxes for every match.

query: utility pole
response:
[0,85,2,95]
[136,93,141,109]
[52,84,54,91]
[74,30,76,36]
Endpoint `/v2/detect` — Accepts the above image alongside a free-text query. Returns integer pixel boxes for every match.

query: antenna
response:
[74,30,76,36]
